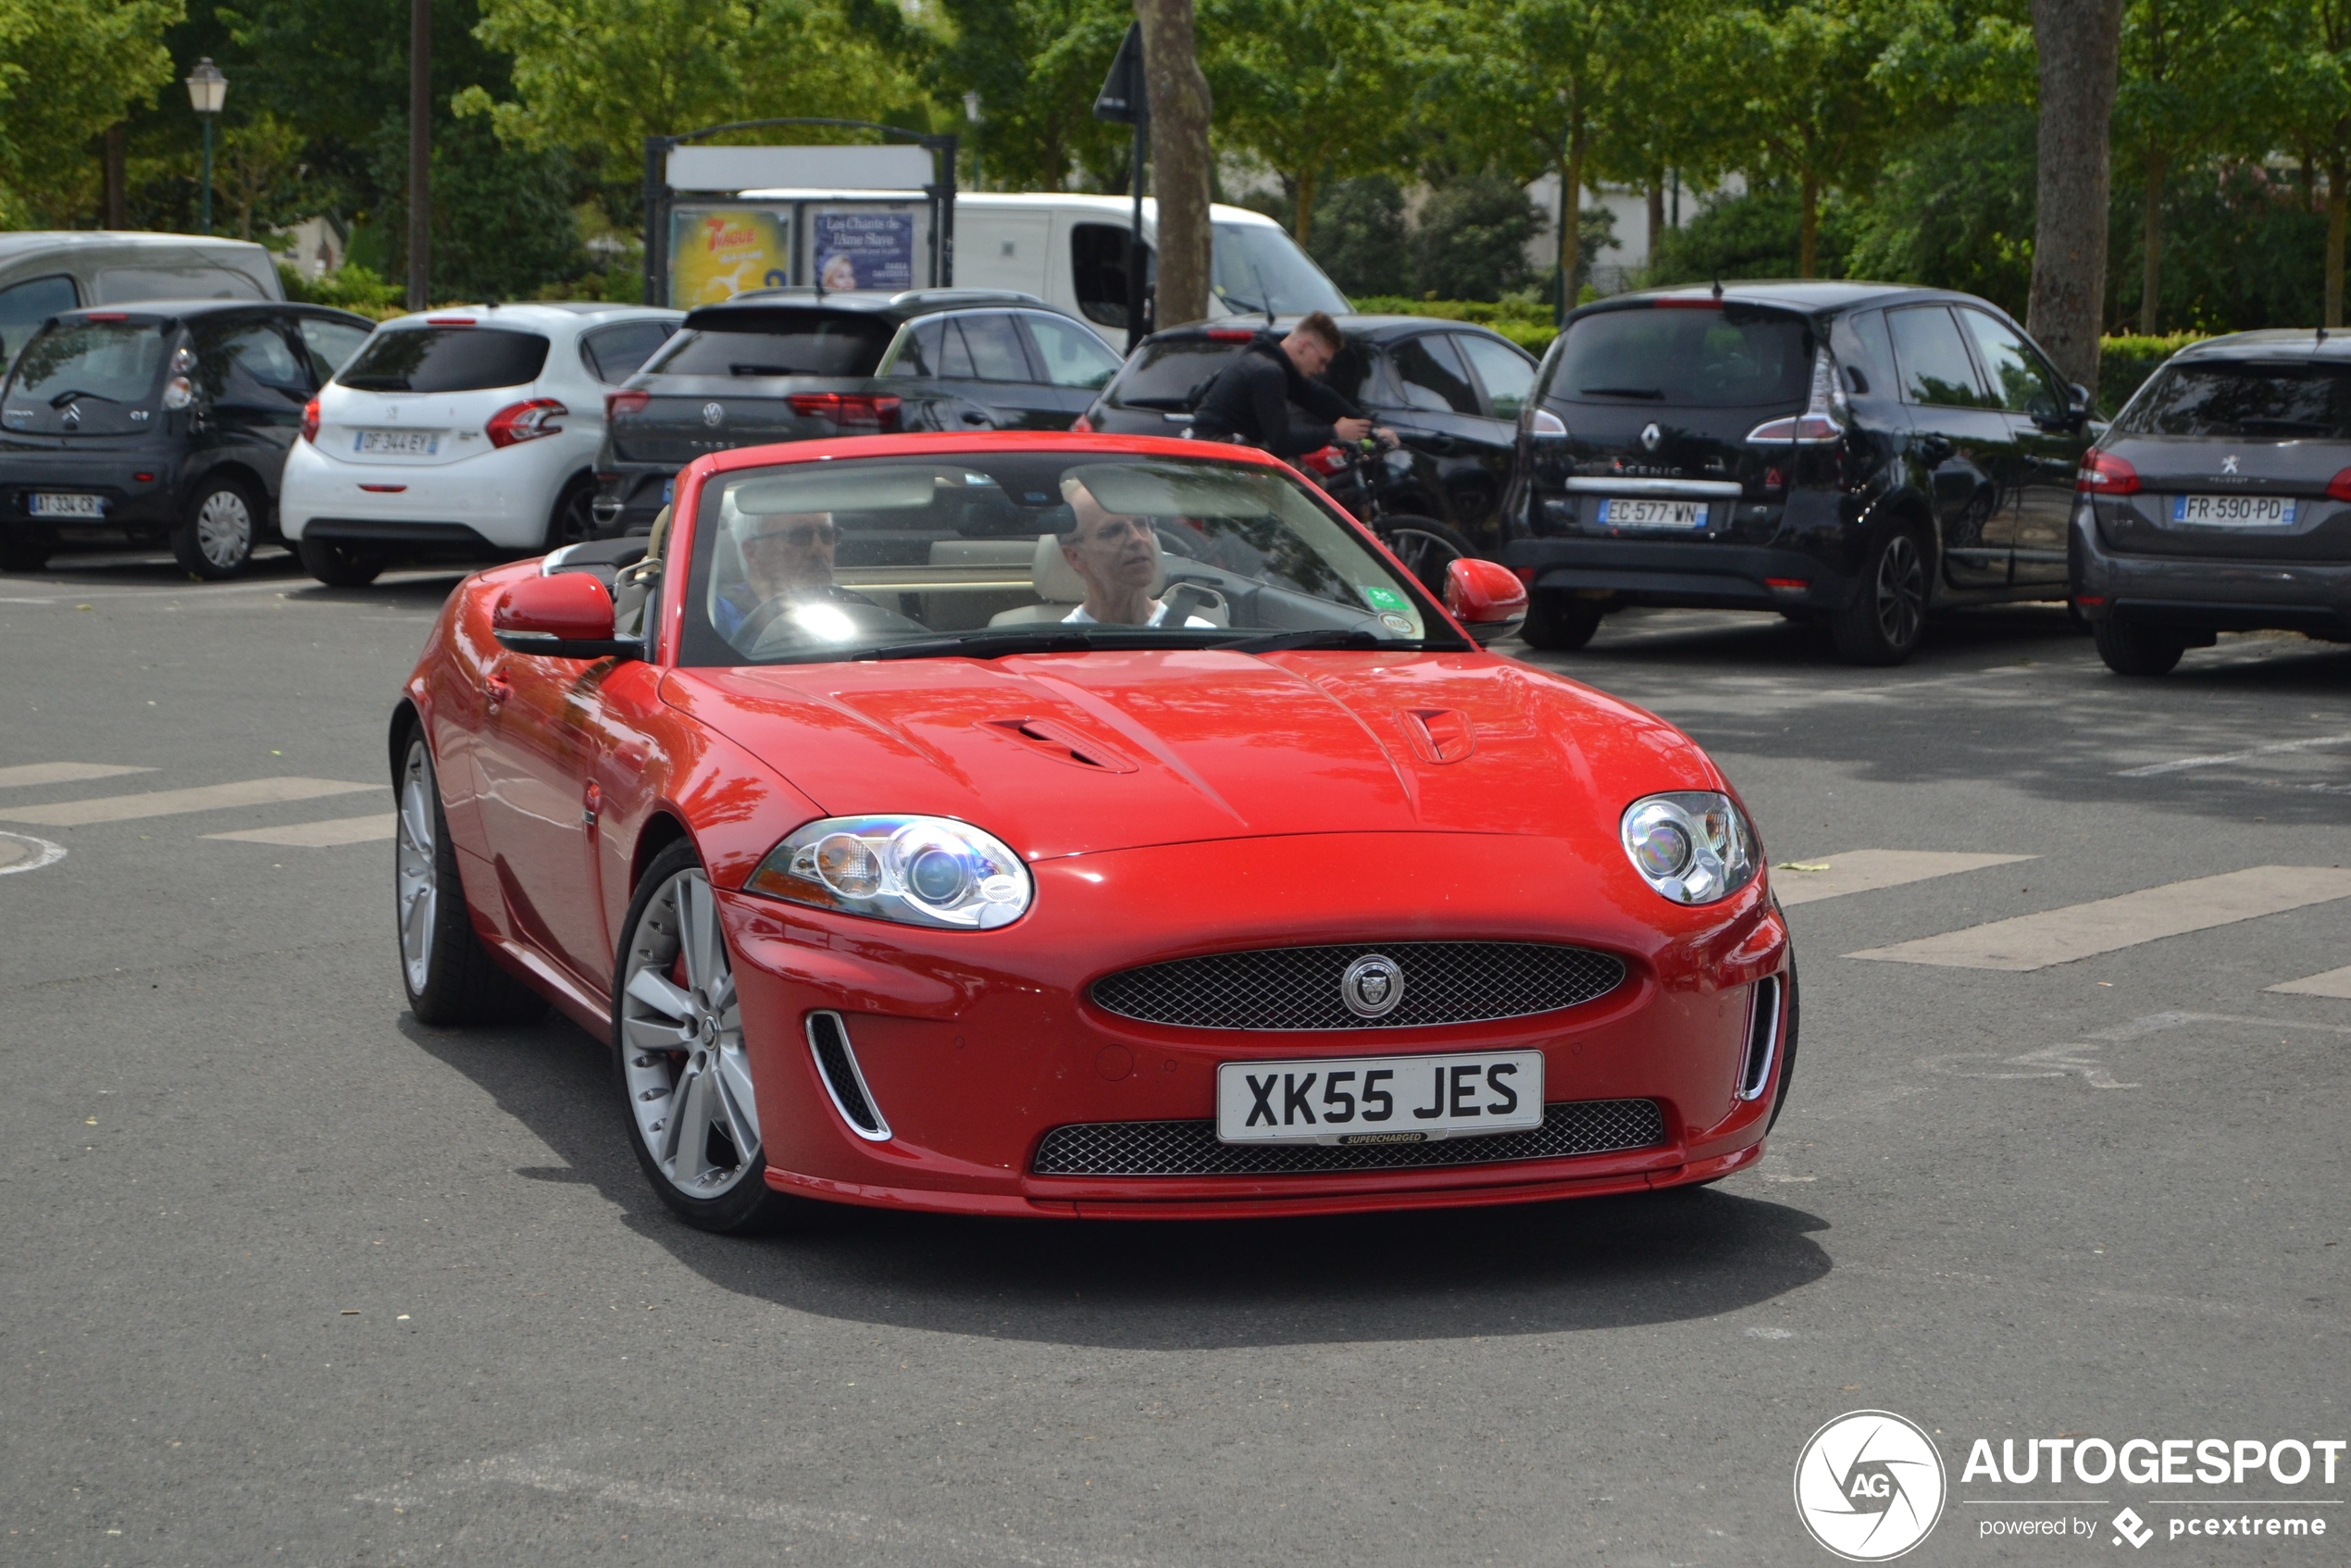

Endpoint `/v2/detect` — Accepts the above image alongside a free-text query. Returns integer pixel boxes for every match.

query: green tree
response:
[217,107,306,238]
[2114,0,2264,331]
[925,0,1132,191]
[2256,0,2351,323]
[0,0,183,225]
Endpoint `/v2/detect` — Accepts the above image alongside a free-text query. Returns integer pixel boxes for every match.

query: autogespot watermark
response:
[1797,1415,2344,1557]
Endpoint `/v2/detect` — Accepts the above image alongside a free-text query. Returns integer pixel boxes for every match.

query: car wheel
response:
[298,534,385,588]
[2093,617,2186,676]
[1375,515,1474,595]
[1829,522,1930,666]
[1517,591,1602,651]
[545,476,597,553]
[396,730,545,1026]
[0,537,49,572]
[172,478,261,579]
[615,840,809,1234]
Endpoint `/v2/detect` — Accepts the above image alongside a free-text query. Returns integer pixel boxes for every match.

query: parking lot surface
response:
[2,550,2344,1566]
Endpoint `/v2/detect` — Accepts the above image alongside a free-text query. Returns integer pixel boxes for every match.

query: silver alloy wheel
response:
[395,741,437,995]
[620,868,760,1198]
[194,488,255,570]
[1872,532,1926,649]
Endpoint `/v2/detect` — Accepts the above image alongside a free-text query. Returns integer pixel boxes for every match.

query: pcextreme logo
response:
[1794,1411,1948,1562]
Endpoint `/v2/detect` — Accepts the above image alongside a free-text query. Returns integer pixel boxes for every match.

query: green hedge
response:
[2097,332,2206,414]
[1350,295,1558,356]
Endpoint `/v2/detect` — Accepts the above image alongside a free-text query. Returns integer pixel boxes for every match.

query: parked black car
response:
[0,298,375,576]
[1080,315,1541,554]
[1500,282,2099,664]
[2072,331,2351,674]
[592,288,1123,535]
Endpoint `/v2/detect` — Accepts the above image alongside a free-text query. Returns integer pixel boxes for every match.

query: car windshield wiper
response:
[730,364,801,377]
[49,389,120,407]
[1580,385,1663,400]
[856,627,1208,662]
[1122,395,1195,410]
[341,376,410,391]
[1217,628,1397,654]
[2233,417,2330,435]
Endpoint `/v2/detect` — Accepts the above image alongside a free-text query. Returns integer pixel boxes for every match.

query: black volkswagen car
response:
[2073,331,2351,674]
[592,288,1121,535]
[0,298,375,576]
[1500,282,2098,663]
[1079,315,1541,554]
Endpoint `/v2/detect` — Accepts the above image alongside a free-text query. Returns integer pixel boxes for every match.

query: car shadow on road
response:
[403,1011,1834,1350]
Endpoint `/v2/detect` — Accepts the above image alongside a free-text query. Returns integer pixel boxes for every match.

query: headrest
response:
[1030,529,1166,604]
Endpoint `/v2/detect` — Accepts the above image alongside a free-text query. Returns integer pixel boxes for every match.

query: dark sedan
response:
[1500,282,2098,663]
[592,288,1122,536]
[2072,331,2351,673]
[1078,315,1540,554]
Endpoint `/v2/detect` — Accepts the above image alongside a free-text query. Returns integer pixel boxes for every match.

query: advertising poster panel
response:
[668,206,792,306]
[813,208,919,291]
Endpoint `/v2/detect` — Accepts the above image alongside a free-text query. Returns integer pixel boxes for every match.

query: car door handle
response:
[960,411,993,427]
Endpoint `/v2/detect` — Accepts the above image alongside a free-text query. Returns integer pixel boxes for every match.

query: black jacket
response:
[1189,333,1362,456]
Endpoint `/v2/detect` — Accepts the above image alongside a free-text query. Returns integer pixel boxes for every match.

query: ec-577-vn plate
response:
[1215,1050,1544,1145]
[1598,496,1709,530]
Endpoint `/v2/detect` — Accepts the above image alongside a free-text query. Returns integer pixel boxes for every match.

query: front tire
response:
[1517,591,1602,651]
[298,533,385,587]
[2093,617,2186,676]
[1829,522,1931,666]
[615,840,808,1234]
[172,477,261,579]
[545,475,597,553]
[396,731,544,1025]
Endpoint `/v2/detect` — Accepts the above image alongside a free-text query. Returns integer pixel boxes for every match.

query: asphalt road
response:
[2,547,2345,1568]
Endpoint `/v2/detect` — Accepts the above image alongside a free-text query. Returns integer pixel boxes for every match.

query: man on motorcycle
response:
[1190,311,1387,456]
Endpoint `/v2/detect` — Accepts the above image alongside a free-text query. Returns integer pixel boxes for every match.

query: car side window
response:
[1887,305,1993,409]
[954,313,1036,383]
[1390,333,1481,415]
[887,317,945,378]
[196,318,309,403]
[580,320,677,383]
[1955,308,2065,418]
[1453,332,1536,419]
[297,317,372,382]
[0,274,78,365]
[1071,223,1138,329]
[1019,312,1121,390]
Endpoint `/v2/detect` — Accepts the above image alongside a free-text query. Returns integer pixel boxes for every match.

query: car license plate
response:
[355,429,439,456]
[27,492,104,517]
[1215,1050,1544,1145]
[2171,493,2295,527]
[1598,497,1709,530]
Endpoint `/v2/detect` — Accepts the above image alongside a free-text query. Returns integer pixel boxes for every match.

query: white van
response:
[0,232,284,367]
[728,191,1349,332]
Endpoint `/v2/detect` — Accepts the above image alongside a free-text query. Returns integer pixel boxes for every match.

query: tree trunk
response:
[103,125,127,229]
[1646,177,1664,269]
[1798,176,1819,278]
[2026,0,2124,388]
[1558,127,1586,316]
[1135,0,1213,327]
[1294,167,1316,249]
[2139,143,2165,335]
[2328,165,2346,329]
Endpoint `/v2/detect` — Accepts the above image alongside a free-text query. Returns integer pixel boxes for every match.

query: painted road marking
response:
[206,814,395,848]
[2269,964,2351,999]
[0,777,376,827]
[1846,865,2351,971]
[2116,731,2351,778]
[0,762,155,789]
[1772,849,2036,906]
[0,831,67,875]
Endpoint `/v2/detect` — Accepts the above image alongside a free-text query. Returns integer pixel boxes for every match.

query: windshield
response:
[1548,305,1811,407]
[338,327,549,392]
[2118,360,2351,439]
[1212,224,1349,317]
[3,320,165,408]
[648,310,892,379]
[677,452,1451,666]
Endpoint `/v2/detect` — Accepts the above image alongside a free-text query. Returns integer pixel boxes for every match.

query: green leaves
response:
[0,0,183,225]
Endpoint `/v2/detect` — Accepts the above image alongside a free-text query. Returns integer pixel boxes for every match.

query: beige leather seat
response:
[989,533,1164,626]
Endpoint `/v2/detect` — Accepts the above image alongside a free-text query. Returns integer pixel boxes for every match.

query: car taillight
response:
[300,398,320,443]
[786,392,902,430]
[2077,451,2138,494]
[1206,328,1256,341]
[2328,467,2351,501]
[1746,349,1847,445]
[1071,413,1095,434]
[487,397,566,447]
[1300,444,1350,476]
[604,390,650,421]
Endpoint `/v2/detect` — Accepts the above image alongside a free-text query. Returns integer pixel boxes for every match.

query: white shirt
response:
[1062,601,1217,628]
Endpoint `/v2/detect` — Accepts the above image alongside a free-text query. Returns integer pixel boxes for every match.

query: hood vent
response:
[981,717,1137,774]
[1399,707,1475,765]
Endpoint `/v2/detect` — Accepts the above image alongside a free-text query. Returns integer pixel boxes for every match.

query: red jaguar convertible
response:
[392,432,1794,1231]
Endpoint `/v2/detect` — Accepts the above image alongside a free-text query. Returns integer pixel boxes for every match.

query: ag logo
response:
[1793,1411,1946,1561]
[1338,953,1404,1019]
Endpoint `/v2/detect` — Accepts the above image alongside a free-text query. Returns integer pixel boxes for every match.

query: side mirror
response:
[2069,381,2093,413]
[491,572,639,660]
[1443,557,1528,646]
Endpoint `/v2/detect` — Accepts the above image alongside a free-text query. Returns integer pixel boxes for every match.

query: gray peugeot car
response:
[2073,331,2351,674]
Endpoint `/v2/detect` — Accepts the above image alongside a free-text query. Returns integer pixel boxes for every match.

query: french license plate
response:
[28,492,104,518]
[355,429,439,456]
[1215,1050,1544,1145]
[1598,496,1709,530]
[2171,493,2295,527]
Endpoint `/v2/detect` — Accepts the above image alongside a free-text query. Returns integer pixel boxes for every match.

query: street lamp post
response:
[184,58,227,236]
[963,92,982,192]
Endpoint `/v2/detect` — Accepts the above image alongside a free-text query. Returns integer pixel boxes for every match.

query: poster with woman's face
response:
[814,210,916,291]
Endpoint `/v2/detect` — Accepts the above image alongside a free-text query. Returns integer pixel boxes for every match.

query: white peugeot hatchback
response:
[280,301,679,585]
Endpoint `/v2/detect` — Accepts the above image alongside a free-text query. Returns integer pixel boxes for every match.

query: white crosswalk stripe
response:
[0,762,155,789]
[1771,849,2035,906]
[1847,865,2351,971]
[2268,965,2351,999]
[2115,732,2351,778]
[206,814,396,848]
[0,777,376,827]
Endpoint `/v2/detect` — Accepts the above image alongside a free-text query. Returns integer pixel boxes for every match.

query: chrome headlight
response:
[1619,791,1757,905]
[746,815,1031,929]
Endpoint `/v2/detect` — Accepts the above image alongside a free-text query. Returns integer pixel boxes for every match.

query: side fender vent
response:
[806,1011,891,1141]
[1737,976,1783,1101]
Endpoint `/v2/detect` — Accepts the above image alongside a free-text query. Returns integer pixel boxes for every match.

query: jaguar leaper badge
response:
[1339,953,1405,1019]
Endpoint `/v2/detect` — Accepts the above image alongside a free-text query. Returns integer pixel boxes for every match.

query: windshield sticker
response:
[1360,584,1410,613]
